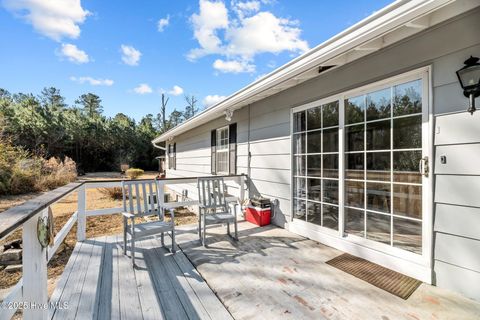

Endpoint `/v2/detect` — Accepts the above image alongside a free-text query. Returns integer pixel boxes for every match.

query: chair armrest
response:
[228,202,238,217]
[121,212,135,219]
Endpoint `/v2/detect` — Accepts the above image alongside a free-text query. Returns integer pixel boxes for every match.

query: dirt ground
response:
[0,172,197,295]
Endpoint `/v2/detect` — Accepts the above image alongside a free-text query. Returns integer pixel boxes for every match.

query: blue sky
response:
[0,0,392,121]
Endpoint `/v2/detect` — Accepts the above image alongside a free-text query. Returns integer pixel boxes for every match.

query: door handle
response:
[419,156,429,177]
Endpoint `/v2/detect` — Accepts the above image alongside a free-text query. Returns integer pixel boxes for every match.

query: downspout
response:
[152,141,166,150]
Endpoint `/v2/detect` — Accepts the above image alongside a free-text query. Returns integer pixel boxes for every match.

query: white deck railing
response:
[0,175,246,320]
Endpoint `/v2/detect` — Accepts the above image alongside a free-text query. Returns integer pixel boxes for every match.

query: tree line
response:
[0,87,199,172]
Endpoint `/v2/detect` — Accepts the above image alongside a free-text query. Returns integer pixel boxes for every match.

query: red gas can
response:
[245,206,271,226]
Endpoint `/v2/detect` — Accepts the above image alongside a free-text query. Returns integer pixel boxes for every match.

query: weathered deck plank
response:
[49,241,84,319]
[174,222,480,320]
[49,233,230,320]
[150,237,210,320]
[171,249,233,320]
[75,237,104,320]
[52,238,95,320]
[143,237,190,320]
[132,238,165,320]
[48,222,480,320]
[117,235,143,320]
[94,235,115,320]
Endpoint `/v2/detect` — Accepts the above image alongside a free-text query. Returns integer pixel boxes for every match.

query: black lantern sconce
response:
[456,56,480,114]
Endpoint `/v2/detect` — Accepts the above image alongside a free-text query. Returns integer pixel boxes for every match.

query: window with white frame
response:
[292,69,427,256]
[216,126,229,174]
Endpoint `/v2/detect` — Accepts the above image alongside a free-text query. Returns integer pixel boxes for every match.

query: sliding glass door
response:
[292,69,429,257]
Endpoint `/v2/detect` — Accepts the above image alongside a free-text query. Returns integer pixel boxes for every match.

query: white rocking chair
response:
[121,180,176,266]
[197,177,238,246]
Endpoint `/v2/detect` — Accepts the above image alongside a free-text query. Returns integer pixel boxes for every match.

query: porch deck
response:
[50,222,480,320]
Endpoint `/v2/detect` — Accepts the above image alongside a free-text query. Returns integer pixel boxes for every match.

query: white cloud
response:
[133,83,152,94]
[233,1,260,18]
[187,0,229,60]
[58,43,89,63]
[157,15,170,32]
[226,12,309,58]
[121,45,141,66]
[213,59,255,74]
[188,0,309,73]
[70,76,113,86]
[2,0,90,41]
[203,94,227,108]
[168,85,184,96]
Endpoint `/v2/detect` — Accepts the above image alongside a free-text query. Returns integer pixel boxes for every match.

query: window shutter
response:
[173,143,176,170]
[211,130,216,175]
[229,123,237,175]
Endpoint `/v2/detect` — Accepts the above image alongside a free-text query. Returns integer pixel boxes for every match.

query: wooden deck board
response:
[49,233,229,319]
[131,238,165,320]
[117,235,143,320]
[52,238,95,320]
[150,237,210,320]
[75,237,105,320]
[143,237,190,320]
[174,222,480,320]
[48,222,480,320]
[94,235,115,320]
[49,241,84,319]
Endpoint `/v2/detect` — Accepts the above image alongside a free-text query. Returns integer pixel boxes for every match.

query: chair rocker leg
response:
[123,230,127,255]
[171,230,176,254]
[202,221,207,247]
[131,236,135,266]
[234,221,238,241]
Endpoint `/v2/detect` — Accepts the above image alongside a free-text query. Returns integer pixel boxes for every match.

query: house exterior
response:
[152,0,480,301]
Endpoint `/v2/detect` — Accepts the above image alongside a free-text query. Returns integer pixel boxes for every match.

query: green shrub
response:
[10,169,38,194]
[126,168,144,179]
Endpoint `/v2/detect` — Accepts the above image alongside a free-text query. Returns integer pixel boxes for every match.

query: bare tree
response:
[160,93,169,132]
[184,94,199,120]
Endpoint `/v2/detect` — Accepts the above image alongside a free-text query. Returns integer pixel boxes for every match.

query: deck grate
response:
[326,253,422,300]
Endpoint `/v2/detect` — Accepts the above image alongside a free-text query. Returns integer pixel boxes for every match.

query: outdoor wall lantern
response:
[456,56,480,114]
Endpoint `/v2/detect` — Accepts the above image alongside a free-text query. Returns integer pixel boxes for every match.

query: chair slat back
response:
[197,177,228,211]
[122,180,161,217]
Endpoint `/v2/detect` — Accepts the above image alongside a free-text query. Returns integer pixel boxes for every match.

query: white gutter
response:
[152,0,464,143]
[152,141,165,151]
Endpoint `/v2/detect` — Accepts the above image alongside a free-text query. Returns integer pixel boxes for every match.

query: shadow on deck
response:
[50,222,480,320]
[49,233,232,320]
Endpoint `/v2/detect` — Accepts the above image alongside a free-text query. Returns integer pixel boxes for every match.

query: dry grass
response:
[0,172,197,293]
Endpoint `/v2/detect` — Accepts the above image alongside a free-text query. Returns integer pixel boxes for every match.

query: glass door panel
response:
[343,78,424,254]
[292,100,339,231]
[292,74,426,257]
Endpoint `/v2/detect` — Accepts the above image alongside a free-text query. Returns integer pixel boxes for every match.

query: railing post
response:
[158,180,165,208]
[238,175,245,204]
[77,184,86,241]
[238,175,245,218]
[22,209,48,320]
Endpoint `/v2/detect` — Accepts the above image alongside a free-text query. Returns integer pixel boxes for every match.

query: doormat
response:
[326,253,422,299]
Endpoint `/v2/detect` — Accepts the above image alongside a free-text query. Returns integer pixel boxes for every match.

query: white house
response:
[153,0,480,301]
